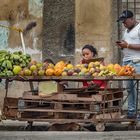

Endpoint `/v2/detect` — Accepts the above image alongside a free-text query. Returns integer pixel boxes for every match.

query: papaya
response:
[117,67,126,76]
[54,68,63,76]
[114,64,121,74]
[45,68,54,76]
[54,61,66,69]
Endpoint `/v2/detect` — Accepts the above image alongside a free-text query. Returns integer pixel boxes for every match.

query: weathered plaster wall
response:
[0,0,43,60]
[75,0,113,64]
[0,0,43,109]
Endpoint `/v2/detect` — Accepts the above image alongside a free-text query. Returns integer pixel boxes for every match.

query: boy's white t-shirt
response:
[122,23,140,62]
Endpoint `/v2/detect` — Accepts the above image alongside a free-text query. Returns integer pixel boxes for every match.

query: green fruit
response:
[20,62,27,68]
[13,54,20,60]
[38,69,45,76]
[21,54,27,60]
[23,68,32,76]
[0,72,6,76]
[17,51,23,55]
[78,71,85,76]
[6,60,13,70]
[13,66,22,75]
[2,61,7,68]
[25,54,31,59]
[13,52,19,55]
[36,62,43,68]
[5,55,10,60]
[30,65,37,71]
[0,50,7,54]
[0,58,5,63]
[6,70,14,76]
[19,58,23,62]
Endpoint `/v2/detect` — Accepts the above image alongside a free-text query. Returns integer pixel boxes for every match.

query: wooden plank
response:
[19,106,121,113]
[64,88,125,93]
[23,92,103,102]
[101,99,122,109]
[0,75,137,82]
[95,112,121,120]
[17,118,136,123]
[18,118,93,123]
[3,108,18,118]
[4,105,18,109]
[4,97,18,107]
[21,99,93,104]
[112,76,134,80]
[19,108,98,114]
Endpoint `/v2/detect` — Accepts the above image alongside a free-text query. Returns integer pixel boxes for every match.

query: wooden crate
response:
[23,88,123,102]
[2,88,123,122]
[17,88,123,120]
[3,97,18,119]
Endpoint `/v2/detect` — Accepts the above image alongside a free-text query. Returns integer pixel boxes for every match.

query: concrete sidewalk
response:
[0,131,140,140]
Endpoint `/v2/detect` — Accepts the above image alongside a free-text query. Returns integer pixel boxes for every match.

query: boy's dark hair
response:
[82,44,98,57]
[43,59,55,64]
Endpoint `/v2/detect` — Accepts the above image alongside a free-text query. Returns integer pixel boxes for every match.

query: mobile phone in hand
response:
[116,41,121,43]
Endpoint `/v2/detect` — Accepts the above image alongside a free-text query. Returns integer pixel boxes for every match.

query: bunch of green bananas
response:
[0,50,31,76]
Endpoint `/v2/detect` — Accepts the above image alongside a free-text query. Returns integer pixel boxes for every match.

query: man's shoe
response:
[137,114,140,121]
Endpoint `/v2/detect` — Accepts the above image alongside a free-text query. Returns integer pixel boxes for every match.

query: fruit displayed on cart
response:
[19,60,135,77]
[0,50,135,77]
[0,50,31,76]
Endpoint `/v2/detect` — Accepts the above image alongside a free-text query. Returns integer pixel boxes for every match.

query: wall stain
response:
[63,23,75,55]
[0,21,9,49]
[29,0,43,18]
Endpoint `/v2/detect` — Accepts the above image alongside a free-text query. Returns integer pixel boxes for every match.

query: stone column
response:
[42,0,75,63]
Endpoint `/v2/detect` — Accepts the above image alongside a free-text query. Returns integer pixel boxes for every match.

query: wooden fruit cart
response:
[1,75,140,131]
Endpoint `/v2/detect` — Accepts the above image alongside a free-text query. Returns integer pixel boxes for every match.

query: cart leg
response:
[24,121,33,130]
[95,122,105,132]
[128,121,137,130]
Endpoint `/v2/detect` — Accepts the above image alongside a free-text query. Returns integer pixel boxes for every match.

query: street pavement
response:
[1,120,140,140]
[1,131,140,140]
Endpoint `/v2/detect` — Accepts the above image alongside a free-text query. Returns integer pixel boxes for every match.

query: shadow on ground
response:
[0,121,140,131]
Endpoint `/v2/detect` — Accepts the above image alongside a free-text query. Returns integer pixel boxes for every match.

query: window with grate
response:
[122,0,140,21]
[118,0,140,39]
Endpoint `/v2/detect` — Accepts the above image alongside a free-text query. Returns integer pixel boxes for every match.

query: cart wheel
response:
[95,123,105,132]
[28,121,33,127]
[25,121,33,131]
[128,122,137,130]
[1,114,6,120]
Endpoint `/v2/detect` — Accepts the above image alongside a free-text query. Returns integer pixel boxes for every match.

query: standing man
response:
[116,10,140,119]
